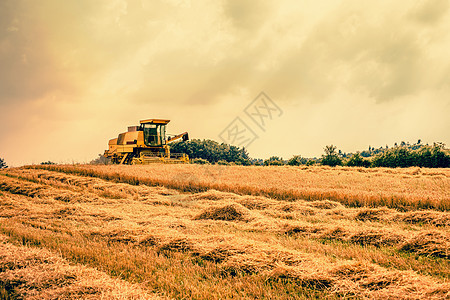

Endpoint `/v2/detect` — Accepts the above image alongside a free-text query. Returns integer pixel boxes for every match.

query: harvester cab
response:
[140,119,168,147]
[104,119,189,164]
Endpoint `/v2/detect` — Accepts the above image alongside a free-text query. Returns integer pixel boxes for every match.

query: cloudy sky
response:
[1,0,449,166]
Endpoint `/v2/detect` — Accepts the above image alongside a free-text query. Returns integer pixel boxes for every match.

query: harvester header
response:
[103,118,189,164]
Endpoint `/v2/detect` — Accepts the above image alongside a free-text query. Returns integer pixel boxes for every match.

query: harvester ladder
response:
[120,153,130,165]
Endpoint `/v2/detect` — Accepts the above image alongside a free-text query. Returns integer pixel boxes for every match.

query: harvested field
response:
[0,235,160,299]
[0,166,449,299]
[30,164,450,211]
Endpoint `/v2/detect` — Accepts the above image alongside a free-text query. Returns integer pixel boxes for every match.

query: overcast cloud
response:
[1,0,449,166]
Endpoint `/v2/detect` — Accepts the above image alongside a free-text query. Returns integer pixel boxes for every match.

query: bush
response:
[264,156,284,166]
[287,155,307,166]
[0,157,7,169]
[305,160,316,166]
[346,153,370,167]
[90,154,111,165]
[191,158,210,165]
[217,160,230,165]
[40,161,56,165]
[250,159,264,166]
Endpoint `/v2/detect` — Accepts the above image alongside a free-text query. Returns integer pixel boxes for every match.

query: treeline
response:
[291,143,450,168]
[371,145,450,168]
[171,140,450,168]
[170,139,252,165]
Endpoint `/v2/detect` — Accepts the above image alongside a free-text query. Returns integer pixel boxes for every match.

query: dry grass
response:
[29,164,450,211]
[399,231,449,259]
[194,203,252,221]
[0,235,162,299]
[0,167,449,299]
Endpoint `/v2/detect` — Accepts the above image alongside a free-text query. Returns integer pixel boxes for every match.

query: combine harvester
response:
[104,119,189,164]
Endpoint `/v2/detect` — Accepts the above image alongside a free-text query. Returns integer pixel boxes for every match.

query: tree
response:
[321,145,342,167]
[170,139,251,165]
[0,157,7,169]
[370,143,450,168]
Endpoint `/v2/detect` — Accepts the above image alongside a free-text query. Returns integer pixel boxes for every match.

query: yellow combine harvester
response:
[104,119,189,164]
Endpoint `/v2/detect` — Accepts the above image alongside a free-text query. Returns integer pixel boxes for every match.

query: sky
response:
[1,0,449,166]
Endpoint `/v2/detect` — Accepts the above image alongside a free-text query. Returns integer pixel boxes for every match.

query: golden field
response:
[0,165,449,299]
[33,164,450,210]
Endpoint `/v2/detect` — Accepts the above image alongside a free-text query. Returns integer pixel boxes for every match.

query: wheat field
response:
[32,164,450,210]
[0,165,449,299]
